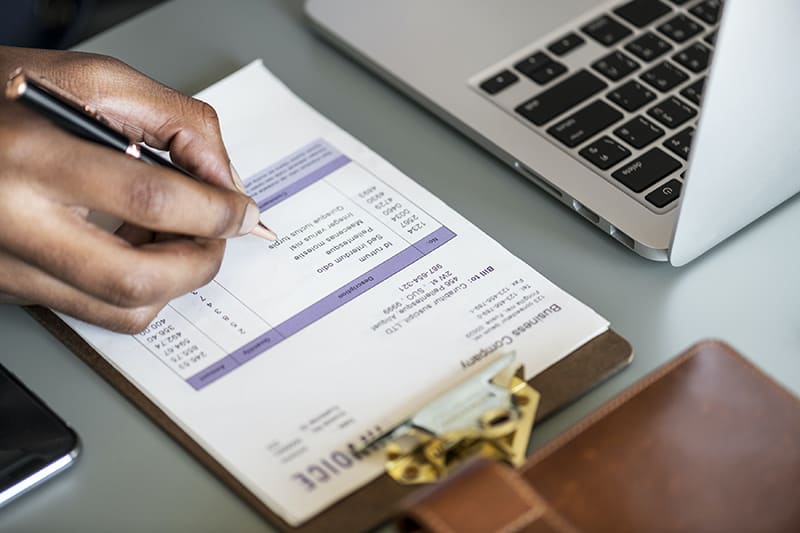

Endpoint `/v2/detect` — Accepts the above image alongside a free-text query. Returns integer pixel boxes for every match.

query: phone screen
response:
[0,364,79,506]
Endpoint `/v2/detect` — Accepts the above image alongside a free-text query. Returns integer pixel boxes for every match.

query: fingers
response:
[2,49,266,239]
[115,222,155,246]
[0,48,257,333]
[0,197,227,308]
[62,55,239,191]
[0,47,240,191]
[138,95,237,191]
[0,250,163,333]
[5,123,260,239]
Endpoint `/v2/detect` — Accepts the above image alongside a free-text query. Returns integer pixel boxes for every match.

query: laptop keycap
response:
[474,0,722,212]
[680,77,706,105]
[690,0,722,25]
[480,70,519,95]
[614,115,665,149]
[548,32,586,56]
[614,0,672,28]
[592,51,640,81]
[657,14,702,43]
[625,32,673,62]
[673,42,711,73]
[607,80,657,111]
[514,52,552,78]
[641,60,688,91]
[648,96,696,128]
[612,148,681,192]
[529,61,567,84]
[579,136,631,170]
[663,126,695,159]
[515,70,607,126]
[547,100,623,147]
[645,178,682,207]
[582,15,632,46]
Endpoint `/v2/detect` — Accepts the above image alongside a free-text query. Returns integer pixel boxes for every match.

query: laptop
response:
[305,0,800,265]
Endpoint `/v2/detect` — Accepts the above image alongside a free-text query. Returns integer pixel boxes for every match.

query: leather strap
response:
[399,458,580,533]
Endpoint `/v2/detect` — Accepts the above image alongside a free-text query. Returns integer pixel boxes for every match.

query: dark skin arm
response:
[0,46,261,333]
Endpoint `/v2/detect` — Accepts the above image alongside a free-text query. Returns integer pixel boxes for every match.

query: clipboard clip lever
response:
[382,352,539,484]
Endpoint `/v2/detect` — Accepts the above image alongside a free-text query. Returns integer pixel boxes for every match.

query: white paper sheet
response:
[62,61,609,525]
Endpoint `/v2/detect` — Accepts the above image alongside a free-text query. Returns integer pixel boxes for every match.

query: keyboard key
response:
[612,148,681,192]
[514,51,552,78]
[582,15,632,46]
[529,61,568,84]
[548,32,586,56]
[648,96,697,128]
[607,80,657,111]
[614,0,672,28]
[548,100,623,148]
[646,178,682,207]
[657,14,702,43]
[580,136,631,170]
[480,70,519,95]
[663,126,695,159]
[641,60,688,91]
[614,115,665,149]
[690,0,722,25]
[673,42,711,73]
[515,70,607,126]
[625,32,673,62]
[592,51,639,81]
[704,30,718,46]
[680,77,706,105]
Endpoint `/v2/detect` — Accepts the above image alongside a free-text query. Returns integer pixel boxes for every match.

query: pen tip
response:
[251,222,277,241]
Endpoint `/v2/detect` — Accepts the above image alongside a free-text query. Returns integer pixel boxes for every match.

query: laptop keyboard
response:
[472,0,722,213]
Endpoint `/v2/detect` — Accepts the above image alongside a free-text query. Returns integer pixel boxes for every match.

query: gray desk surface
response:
[1,1,798,532]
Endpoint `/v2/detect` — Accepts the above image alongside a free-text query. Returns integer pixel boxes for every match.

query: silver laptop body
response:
[305,0,800,265]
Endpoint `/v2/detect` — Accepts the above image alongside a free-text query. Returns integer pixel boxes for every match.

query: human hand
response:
[0,46,261,333]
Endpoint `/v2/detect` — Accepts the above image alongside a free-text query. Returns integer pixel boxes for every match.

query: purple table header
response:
[187,226,456,390]
[244,139,351,211]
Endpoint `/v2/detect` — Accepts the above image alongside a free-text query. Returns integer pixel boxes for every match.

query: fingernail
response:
[230,162,248,195]
[240,202,261,235]
[251,221,278,241]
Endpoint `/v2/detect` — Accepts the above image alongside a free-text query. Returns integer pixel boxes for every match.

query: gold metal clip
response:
[381,353,539,484]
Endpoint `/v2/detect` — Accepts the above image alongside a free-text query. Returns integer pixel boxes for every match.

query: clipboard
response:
[25,305,632,533]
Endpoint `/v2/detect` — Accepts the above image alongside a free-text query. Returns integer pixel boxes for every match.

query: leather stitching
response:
[718,342,800,404]
[491,464,581,533]
[408,462,548,533]
[496,508,544,533]
[410,501,457,533]
[491,463,546,532]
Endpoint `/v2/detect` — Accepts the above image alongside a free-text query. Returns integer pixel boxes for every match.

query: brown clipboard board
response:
[25,305,632,533]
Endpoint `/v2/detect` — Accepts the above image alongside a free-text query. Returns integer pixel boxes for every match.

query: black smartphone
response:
[0,363,80,507]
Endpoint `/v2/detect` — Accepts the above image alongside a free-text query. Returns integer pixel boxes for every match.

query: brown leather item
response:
[400,340,800,533]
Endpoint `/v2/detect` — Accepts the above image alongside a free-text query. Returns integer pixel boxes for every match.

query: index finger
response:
[33,128,261,239]
[34,53,241,191]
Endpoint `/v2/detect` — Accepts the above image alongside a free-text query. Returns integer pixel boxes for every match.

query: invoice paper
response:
[63,60,609,526]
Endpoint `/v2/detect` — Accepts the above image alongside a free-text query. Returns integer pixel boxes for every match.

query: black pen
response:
[4,68,276,241]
